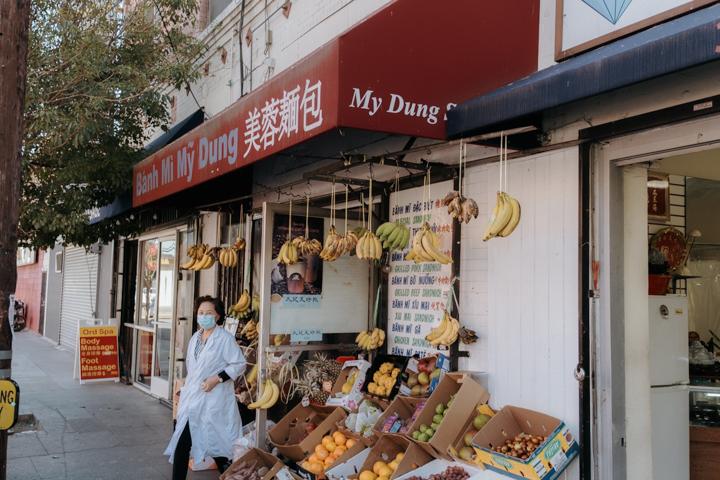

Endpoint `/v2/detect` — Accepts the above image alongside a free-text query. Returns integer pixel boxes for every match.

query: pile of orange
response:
[301,431,358,475]
[358,452,405,480]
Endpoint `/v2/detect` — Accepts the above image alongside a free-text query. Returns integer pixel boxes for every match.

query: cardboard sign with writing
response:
[78,326,120,382]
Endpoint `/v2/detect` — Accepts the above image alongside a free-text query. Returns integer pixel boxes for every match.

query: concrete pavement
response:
[8,331,217,480]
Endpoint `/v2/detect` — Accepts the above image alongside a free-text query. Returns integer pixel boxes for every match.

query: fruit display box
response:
[394,459,485,480]
[350,433,433,480]
[398,354,450,398]
[325,447,371,480]
[404,373,489,460]
[447,403,495,467]
[296,430,367,480]
[373,395,425,437]
[472,406,579,480]
[361,355,409,400]
[220,448,301,480]
[269,404,347,462]
[326,359,371,411]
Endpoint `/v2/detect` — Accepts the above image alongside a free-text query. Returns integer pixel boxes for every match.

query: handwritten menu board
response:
[387,180,454,357]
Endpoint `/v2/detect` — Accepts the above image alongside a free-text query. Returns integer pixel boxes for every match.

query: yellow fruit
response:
[301,461,312,470]
[333,445,347,457]
[308,454,319,463]
[359,471,377,480]
[373,461,389,475]
[367,382,377,395]
[375,386,386,397]
[377,465,393,477]
[388,460,399,471]
[378,476,390,480]
[322,439,337,452]
[333,431,347,446]
[395,452,405,462]
[341,382,353,394]
[315,445,329,460]
[307,462,324,474]
[346,438,357,449]
[383,376,394,389]
[391,368,400,377]
[324,456,335,467]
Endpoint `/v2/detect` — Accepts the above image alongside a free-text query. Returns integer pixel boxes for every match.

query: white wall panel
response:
[460,148,580,479]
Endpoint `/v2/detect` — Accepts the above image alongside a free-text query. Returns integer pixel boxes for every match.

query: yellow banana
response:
[498,194,521,237]
[248,379,273,409]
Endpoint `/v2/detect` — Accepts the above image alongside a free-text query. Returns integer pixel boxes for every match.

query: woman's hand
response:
[200,375,221,392]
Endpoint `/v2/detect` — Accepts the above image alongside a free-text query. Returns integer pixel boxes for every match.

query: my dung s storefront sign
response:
[133,0,541,207]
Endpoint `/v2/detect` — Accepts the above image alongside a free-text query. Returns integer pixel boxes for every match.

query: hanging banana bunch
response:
[233,205,247,251]
[277,199,300,265]
[406,223,452,264]
[218,247,239,268]
[180,244,212,270]
[292,195,323,257]
[425,311,460,347]
[228,289,252,319]
[319,183,347,261]
[248,378,280,410]
[356,167,383,261]
[483,133,521,241]
[443,140,479,224]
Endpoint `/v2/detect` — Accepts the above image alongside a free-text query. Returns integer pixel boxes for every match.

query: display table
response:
[690,425,720,479]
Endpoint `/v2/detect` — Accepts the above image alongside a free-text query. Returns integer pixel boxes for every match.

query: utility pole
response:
[0,1,31,479]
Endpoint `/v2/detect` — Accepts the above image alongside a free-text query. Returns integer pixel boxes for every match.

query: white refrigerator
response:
[649,295,689,480]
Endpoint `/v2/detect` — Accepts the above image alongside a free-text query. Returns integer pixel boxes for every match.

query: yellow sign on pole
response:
[0,379,18,430]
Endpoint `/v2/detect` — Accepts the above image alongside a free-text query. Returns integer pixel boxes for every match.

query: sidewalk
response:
[8,331,216,480]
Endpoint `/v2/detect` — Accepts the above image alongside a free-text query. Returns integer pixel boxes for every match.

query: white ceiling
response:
[653,148,720,181]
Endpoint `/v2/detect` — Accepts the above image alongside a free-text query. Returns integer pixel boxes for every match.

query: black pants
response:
[172,423,230,480]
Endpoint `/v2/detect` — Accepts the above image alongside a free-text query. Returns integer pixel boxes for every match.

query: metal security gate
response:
[59,246,99,350]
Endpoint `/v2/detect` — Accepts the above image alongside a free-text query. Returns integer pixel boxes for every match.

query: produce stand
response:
[185,144,580,479]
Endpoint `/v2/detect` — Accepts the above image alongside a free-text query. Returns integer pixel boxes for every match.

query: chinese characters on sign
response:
[387,180,454,357]
[134,79,325,205]
[78,326,120,382]
[648,171,670,222]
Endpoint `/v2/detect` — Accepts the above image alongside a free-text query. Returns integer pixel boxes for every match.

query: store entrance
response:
[128,227,192,401]
[593,114,720,480]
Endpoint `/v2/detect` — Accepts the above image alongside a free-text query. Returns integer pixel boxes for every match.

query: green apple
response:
[435,403,445,415]
[473,414,491,431]
[418,432,430,442]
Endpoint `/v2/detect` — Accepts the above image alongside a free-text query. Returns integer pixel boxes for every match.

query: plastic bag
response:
[345,400,381,438]
[690,340,715,366]
[232,420,276,461]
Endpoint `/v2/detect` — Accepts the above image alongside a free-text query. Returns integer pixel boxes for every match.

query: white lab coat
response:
[164,326,246,463]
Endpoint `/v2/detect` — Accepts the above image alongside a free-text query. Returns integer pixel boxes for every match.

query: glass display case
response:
[690,385,720,427]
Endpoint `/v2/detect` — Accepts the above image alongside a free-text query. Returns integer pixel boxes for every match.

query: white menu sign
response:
[387,180,454,357]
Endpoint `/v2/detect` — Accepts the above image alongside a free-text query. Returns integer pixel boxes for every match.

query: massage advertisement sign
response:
[78,325,120,382]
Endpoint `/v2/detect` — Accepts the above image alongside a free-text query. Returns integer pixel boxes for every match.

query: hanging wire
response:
[287,198,292,241]
[344,183,349,234]
[361,192,366,230]
[368,164,373,232]
[305,194,310,238]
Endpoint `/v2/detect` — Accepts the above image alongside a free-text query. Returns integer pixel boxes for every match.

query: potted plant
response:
[649,247,671,295]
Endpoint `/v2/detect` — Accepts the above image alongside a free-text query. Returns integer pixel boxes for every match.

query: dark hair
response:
[195,296,226,326]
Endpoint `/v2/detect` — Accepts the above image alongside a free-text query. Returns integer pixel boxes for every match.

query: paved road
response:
[8,331,216,480]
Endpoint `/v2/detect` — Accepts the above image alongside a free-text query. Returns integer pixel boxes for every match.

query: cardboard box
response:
[221,448,300,480]
[325,448,371,480]
[269,404,347,462]
[447,403,495,466]
[351,434,433,480]
[296,430,368,479]
[398,354,450,397]
[404,373,489,460]
[472,406,580,480]
[394,459,485,480]
[326,359,371,411]
[373,396,425,436]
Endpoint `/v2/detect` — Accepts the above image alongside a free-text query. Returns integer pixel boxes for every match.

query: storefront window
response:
[138,239,159,326]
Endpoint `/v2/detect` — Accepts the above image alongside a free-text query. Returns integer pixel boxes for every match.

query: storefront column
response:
[623,165,653,480]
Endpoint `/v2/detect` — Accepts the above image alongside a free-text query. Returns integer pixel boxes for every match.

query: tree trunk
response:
[0,1,31,479]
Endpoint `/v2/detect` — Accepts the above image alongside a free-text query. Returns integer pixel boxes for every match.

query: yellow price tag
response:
[0,379,19,430]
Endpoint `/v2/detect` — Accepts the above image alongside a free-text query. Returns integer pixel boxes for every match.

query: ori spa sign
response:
[557,0,716,59]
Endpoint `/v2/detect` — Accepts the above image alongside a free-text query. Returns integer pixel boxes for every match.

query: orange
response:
[324,456,335,467]
[373,461,389,475]
[315,444,329,460]
[333,445,347,457]
[346,438,357,449]
[307,462,324,474]
[308,453,319,463]
[332,431,347,446]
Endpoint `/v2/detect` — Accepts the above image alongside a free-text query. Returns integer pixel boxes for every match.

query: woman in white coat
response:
[165,296,246,479]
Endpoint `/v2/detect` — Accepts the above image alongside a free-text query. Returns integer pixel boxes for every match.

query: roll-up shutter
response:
[59,246,99,350]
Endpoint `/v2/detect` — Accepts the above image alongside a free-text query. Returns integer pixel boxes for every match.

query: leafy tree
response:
[21,0,203,248]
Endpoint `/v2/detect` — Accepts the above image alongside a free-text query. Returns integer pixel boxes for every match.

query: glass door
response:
[150,237,176,398]
[134,239,159,389]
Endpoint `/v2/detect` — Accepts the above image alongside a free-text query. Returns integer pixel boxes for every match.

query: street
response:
[8,332,216,480]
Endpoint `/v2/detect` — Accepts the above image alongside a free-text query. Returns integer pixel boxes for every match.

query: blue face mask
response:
[197,314,216,330]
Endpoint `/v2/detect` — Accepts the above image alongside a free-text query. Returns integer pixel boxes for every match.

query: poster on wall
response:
[387,180,454,357]
[557,0,715,59]
[271,214,324,304]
